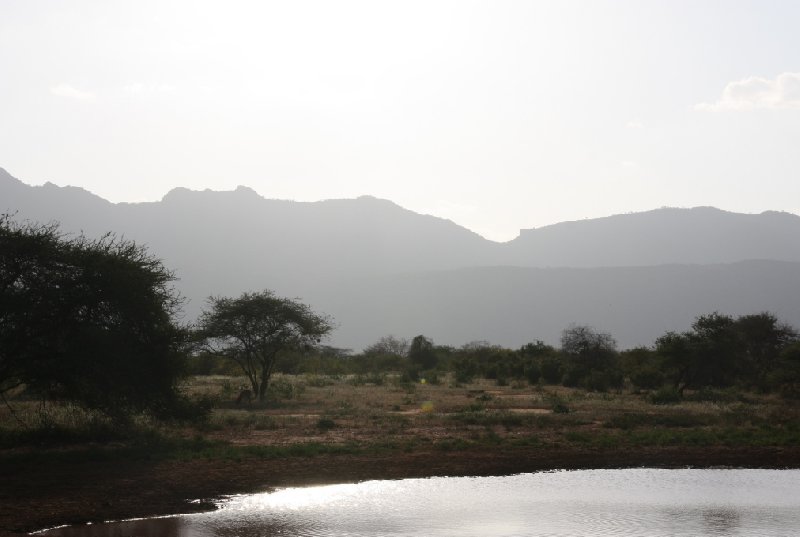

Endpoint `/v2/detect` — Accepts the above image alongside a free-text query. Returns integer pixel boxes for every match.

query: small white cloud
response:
[626,120,643,129]
[696,72,800,111]
[50,83,95,100]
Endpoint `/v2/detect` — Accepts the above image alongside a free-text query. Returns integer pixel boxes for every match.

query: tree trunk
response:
[250,379,259,399]
[258,381,267,401]
[258,363,270,401]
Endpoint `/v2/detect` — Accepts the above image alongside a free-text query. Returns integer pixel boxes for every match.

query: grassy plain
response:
[2,372,799,456]
[179,373,799,452]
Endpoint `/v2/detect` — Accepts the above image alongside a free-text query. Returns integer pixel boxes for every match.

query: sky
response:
[1,0,799,242]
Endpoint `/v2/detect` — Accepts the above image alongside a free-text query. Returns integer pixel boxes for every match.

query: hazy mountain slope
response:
[0,167,499,292]
[0,168,117,230]
[309,260,800,349]
[503,207,800,266]
[5,168,800,273]
[3,167,800,349]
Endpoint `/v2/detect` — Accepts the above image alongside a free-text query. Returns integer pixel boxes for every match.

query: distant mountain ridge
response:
[506,206,800,266]
[0,168,498,276]
[3,166,799,349]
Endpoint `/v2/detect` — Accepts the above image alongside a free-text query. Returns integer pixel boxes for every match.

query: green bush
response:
[317,417,336,430]
[560,369,582,388]
[160,395,213,424]
[547,394,570,414]
[454,369,474,384]
[421,371,441,385]
[604,412,714,429]
[524,364,541,384]
[630,368,666,390]
[305,375,336,387]
[648,386,682,405]
[349,373,386,386]
[539,357,562,385]
[684,388,741,403]
[266,378,305,400]
[583,370,624,392]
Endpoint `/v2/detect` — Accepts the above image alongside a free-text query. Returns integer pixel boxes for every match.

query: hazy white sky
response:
[1,0,799,241]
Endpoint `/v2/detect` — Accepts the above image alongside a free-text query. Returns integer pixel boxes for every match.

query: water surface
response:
[43,469,800,536]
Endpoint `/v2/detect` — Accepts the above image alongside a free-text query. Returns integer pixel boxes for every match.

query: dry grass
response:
[176,374,798,449]
[2,374,796,451]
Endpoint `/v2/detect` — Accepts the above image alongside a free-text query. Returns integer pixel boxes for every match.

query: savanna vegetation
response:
[0,216,192,422]
[2,216,799,452]
[2,217,800,532]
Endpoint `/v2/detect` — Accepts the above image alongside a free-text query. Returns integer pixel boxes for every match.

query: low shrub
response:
[267,378,305,400]
[317,417,336,430]
[684,388,741,403]
[630,368,666,390]
[305,375,336,387]
[648,386,682,405]
[604,413,715,429]
[546,394,570,414]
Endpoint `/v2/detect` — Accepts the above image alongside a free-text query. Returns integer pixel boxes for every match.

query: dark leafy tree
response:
[195,291,333,401]
[560,324,621,390]
[655,313,738,394]
[734,312,797,389]
[657,312,798,394]
[519,340,556,358]
[772,342,800,398]
[0,216,188,418]
[452,341,503,384]
[0,218,62,396]
[516,341,563,385]
[538,355,563,385]
[619,347,664,389]
[408,335,437,370]
[518,340,559,384]
[689,312,738,388]
[654,331,694,393]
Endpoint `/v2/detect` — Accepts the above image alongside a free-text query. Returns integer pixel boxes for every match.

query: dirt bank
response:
[2,445,800,536]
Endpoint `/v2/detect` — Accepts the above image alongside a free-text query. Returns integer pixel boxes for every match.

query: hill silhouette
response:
[3,167,799,349]
[504,206,800,266]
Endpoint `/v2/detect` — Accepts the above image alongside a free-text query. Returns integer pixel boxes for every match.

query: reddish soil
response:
[2,445,799,536]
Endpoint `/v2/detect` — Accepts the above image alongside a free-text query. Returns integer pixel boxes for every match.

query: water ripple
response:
[44,469,800,537]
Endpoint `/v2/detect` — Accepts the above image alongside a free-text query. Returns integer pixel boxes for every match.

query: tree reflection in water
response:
[702,507,741,535]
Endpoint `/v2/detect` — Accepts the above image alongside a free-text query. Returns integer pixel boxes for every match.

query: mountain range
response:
[3,166,799,350]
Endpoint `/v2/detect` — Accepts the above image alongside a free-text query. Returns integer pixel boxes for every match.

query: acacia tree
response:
[0,216,188,417]
[363,335,409,359]
[559,324,621,390]
[560,325,617,358]
[196,291,332,401]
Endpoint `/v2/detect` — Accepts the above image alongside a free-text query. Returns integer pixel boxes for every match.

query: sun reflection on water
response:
[221,480,399,511]
[41,470,800,537]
